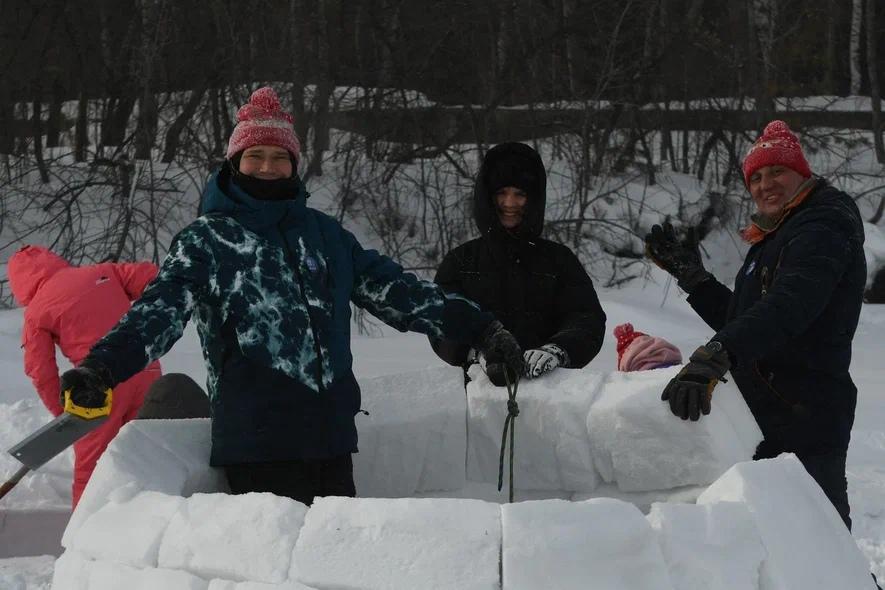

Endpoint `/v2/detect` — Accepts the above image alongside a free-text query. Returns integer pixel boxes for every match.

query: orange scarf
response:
[740,178,818,244]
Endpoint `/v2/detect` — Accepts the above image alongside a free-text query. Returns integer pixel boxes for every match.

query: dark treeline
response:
[3,0,881,107]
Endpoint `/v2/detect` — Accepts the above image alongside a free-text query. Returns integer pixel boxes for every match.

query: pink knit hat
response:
[226,87,301,161]
[742,120,811,186]
[614,323,683,372]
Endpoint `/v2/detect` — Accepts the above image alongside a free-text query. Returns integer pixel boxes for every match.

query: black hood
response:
[473,142,547,238]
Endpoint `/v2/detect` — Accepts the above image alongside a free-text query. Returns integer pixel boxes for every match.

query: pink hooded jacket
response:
[8,246,160,416]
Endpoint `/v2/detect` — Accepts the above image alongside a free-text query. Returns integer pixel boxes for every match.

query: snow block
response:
[86,560,209,590]
[587,367,762,491]
[69,490,183,568]
[467,365,604,491]
[647,501,765,590]
[158,492,307,584]
[354,365,466,496]
[502,498,674,590]
[208,580,316,590]
[127,419,228,495]
[0,508,69,558]
[572,483,705,514]
[62,423,191,547]
[50,550,93,590]
[292,496,501,590]
[697,454,878,590]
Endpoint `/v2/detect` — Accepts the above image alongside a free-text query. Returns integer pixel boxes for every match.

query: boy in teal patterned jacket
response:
[59,87,522,505]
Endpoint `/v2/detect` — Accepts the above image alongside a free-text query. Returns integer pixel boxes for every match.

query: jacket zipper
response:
[759,246,787,297]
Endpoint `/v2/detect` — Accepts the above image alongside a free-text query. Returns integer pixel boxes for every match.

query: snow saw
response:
[0,388,112,500]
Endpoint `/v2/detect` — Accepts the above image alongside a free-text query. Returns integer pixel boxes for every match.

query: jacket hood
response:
[7,245,71,306]
[200,163,309,232]
[473,142,547,238]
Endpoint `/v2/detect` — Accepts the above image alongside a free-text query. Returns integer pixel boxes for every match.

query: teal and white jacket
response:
[88,168,492,464]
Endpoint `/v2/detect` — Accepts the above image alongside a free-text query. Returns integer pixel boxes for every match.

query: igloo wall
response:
[51,366,877,589]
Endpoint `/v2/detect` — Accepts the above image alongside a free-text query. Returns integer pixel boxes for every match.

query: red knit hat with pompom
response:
[613,322,683,372]
[614,323,646,360]
[742,120,811,186]
[226,87,301,161]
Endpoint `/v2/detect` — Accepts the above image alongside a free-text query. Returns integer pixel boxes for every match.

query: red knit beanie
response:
[614,323,646,360]
[742,120,812,186]
[226,87,301,161]
[614,322,683,372]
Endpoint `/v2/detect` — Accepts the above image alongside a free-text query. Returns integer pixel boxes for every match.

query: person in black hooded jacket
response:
[430,142,606,384]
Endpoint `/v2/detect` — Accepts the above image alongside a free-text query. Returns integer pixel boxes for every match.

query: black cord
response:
[497,367,520,503]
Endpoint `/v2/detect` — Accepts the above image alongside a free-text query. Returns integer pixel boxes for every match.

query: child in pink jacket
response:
[7,245,162,507]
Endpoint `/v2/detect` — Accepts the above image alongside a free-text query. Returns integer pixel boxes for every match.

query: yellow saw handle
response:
[63,388,113,419]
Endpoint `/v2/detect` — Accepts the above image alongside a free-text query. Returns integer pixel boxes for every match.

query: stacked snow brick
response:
[51,367,877,589]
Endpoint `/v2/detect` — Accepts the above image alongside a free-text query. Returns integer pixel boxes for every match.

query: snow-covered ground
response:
[1,271,884,588]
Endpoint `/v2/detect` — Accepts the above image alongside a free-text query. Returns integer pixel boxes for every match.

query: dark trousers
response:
[224,454,356,506]
[798,453,851,531]
[755,445,851,530]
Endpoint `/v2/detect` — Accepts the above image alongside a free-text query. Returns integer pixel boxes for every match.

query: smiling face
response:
[747,165,808,217]
[494,186,528,229]
[237,145,293,180]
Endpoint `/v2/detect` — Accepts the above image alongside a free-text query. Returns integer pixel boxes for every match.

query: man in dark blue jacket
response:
[646,121,866,530]
[56,87,523,506]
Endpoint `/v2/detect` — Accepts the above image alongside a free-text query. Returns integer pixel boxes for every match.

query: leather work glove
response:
[644,222,712,293]
[661,341,730,421]
[475,320,524,386]
[59,361,114,412]
[523,343,569,379]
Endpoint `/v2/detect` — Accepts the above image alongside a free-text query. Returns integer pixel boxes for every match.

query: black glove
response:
[644,222,712,293]
[661,341,730,421]
[475,320,523,386]
[484,362,509,387]
[59,361,114,410]
[523,343,569,378]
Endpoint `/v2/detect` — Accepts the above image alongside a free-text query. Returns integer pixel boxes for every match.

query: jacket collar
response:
[741,176,821,244]
[200,167,309,233]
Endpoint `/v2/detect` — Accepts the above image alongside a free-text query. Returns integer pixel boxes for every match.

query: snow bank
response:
[0,398,73,509]
[864,221,885,285]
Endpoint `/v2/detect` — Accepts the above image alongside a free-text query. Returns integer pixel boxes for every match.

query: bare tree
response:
[850,0,864,95]
[867,0,884,163]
